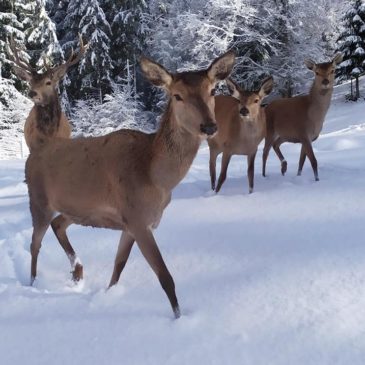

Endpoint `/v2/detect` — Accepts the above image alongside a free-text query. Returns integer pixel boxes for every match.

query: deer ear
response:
[207,50,235,82]
[226,78,240,99]
[52,65,68,82]
[304,59,316,71]
[332,52,343,65]
[12,66,32,82]
[259,76,274,97]
[140,56,172,89]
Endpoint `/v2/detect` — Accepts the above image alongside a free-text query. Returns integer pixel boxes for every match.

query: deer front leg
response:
[209,148,219,191]
[133,227,180,318]
[247,151,257,194]
[302,139,319,181]
[29,203,53,285]
[51,214,83,282]
[215,152,231,193]
[108,231,135,288]
[297,145,306,176]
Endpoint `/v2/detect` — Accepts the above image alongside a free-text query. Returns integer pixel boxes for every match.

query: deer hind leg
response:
[209,147,219,191]
[272,138,287,176]
[297,145,306,176]
[247,150,257,194]
[133,227,180,318]
[302,139,319,181]
[215,151,232,193]
[29,203,53,285]
[51,214,83,282]
[108,231,135,288]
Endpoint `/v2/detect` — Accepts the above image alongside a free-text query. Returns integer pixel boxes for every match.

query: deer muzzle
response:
[200,122,217,136]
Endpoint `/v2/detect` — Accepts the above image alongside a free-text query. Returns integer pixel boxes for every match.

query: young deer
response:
[8,35,88,150]
[208,77,274,193]
[25,51,235,318]
[262,53,343,180]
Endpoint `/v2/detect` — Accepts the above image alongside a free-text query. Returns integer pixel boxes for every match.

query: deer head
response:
[8,35,88,106]
[140,51,236,137]
[304,53,343,90]
[227,77,274,120]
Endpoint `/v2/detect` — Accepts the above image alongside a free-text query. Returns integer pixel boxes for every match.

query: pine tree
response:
[24,0,63,66]
[63,0,113,102]
[0,0,28,87]
[337,0,365,100]
[109,0,148,83]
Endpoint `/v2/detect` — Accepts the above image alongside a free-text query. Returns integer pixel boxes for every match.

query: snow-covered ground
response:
[0,80,365,364]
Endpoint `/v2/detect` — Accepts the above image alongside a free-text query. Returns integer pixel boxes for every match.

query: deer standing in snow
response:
[262,53,343,180]
[8,35,87,150]
[25,51,235,318]
[208,77,274,193]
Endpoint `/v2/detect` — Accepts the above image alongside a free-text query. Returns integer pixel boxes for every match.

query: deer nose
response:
[240,107,249,116]
[322,79,330,86]
[28,90,37,98]
[200,122,217,136]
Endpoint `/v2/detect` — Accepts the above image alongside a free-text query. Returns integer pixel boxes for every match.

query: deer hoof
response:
[30,276,36,286]
[281,160,287,175]
[173,305,181,319]
[72,263,83,282]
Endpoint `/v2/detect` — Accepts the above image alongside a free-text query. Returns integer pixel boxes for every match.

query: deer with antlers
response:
[8,35,88,150]
[262,53,343,180]
[208,77,274,193]
[25,51,236,318]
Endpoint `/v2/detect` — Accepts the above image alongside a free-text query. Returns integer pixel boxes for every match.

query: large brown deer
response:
[208,77,273,193]
[25,51,235,318]
[8,35,88,150]
[262,53,343,180]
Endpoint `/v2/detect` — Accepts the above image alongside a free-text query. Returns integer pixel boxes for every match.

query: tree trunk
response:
[355,76,360,100]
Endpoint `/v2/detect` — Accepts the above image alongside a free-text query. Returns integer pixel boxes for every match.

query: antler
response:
[64,34,89,69]
[50,34,88,78]
[8,36,36,73]
[42,54,52,72]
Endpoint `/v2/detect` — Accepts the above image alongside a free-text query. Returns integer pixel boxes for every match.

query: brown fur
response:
[24,102,71,150]
[208,77,273,193]
[262,53,343,180]
[25,51,236,318]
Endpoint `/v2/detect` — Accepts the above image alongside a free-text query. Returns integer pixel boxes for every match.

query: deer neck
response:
[34,93,62,137]
[151,103,201,191]
[309,82,333,114]
[257,107,267,135]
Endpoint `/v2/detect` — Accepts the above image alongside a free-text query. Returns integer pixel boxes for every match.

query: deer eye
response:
[315,72,320,76]
[46,80,52,85]
[210,89,216,96]
[174,94,183,101]
[254,99,259,103]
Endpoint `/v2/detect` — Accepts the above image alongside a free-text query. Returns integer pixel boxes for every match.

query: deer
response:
[8,35,88,151]
[208,76,274,193]
[25,50,236,318]
[262,53,343,181]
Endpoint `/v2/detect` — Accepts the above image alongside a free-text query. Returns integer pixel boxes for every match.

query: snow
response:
[0,80,365,364]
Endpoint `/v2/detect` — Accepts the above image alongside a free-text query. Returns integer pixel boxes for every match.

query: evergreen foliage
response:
[337,0,365,99]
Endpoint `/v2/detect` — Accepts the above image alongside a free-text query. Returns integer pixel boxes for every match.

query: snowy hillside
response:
[0,81,31,160]
[0,81,365,365]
